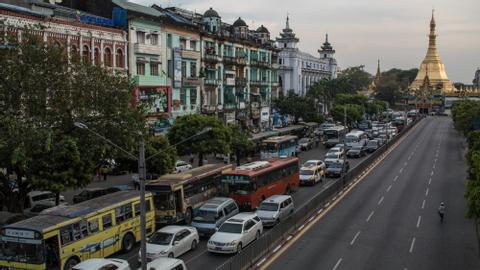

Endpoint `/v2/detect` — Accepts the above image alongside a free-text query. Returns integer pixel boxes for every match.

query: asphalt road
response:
[116,141,371,269]
[266,116,480,270]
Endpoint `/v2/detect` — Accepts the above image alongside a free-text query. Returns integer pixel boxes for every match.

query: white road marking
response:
[399,168,404,174]
[435,158,438,163]
[350,231,361,246]
[394,176,399,182]
[425,188,429,196]
[404,162,408,166]
[416,216,422,228]
[318,209,324,214]
[297,224,305,231]
[408,155,412,161]
[430,171,434,176]
[286,235,292,241]
[256,258,267,267]
[333,258,343,270]
[409,237,416,253]
[421,199,426,209]
[272,244,283,253]
[428,178,432,185]
[378,196,384,205]
[387,185,392,192]
[185,250,208,263]
[366,211,374,222]
[433,164,436,169]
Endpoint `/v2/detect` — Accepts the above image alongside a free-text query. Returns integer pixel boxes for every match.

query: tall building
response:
[474,69,480,87]
[409,10,455,94]
[276,16,337,96]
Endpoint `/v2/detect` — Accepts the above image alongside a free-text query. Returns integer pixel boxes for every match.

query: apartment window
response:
[167,60,173,78]
[94,48,100,65]
[180,38,187,50]
[181,61,187,77]
[190,40,197,51]
[137,62,145,75]
[190,89,197,105]
[150,33,158,45]
[104,47,112,67]
[180,89,186,105]
[151,63,159,76]
[116,48,124,68]
[82,45,90,63]
[167,34,172,48]
[137,31,145,44]
[190,62,196,78]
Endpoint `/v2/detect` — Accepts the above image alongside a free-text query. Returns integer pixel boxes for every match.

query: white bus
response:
[323,126,347,148]
[345,130,369,150]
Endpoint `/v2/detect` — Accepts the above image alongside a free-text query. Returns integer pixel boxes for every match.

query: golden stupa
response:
[409,10,455,93]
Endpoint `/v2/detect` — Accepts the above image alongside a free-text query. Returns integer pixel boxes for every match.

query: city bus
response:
[145,163,233,225]
[323,126,347,148]
[260,135,298,160]
[221,158,300,210]
[0,191,155,270]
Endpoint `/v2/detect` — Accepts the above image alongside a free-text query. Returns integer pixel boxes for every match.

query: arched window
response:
[116,48,124,68]
[70,45,78,61]
[104,47,112,67]
[82,45,90,63]
[94,47,100,65]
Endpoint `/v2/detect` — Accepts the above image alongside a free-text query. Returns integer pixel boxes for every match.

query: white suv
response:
[207,212,263,254]
[174,161,192,173]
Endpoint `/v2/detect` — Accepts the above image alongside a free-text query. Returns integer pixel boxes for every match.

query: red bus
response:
[221,158,300,210]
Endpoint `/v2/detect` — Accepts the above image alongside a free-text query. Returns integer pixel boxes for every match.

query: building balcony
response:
[134,43,161,55]
[182,77,201,87]
[202,105,217,114]
[181,49,200,59]
[205,78,221,86]
[261,101,270,107]
[224,103,237,111]
[250,80,261,87]
[272,63,280,69]
[251,108,261,119]
[204,53,221,63]
[224,77,236,86]
[235,78,247,87]
[261,81,270,86]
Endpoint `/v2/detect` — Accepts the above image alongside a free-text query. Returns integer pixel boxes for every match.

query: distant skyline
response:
[132,0,479,83]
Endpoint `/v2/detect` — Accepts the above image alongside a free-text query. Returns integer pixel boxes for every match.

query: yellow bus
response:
[146,163,233,225]
[0,191,155,270]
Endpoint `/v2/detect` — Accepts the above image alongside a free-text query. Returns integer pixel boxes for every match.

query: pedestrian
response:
[438,202,446,223]
[189,153,195,165]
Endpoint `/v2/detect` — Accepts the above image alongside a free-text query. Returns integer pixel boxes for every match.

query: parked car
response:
[72,187,119,204]
[139,226,199,261]
[192,197,239,237]
[139,258,186,270]
[73,258,130,270]
[298,137,314,151]
[256,195,294,226]
[174,160,193,173]
[367,139,381,153]
[24,191,64,211]
[325,160,350,178]
[302,160,326,170]
[207,212,263,254]
[299,165,324,185]
[347,145,367,158]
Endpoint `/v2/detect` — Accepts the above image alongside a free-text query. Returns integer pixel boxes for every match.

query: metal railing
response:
[216,117,422,270]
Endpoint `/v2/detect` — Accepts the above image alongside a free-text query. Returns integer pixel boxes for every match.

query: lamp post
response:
[74,122,211,270]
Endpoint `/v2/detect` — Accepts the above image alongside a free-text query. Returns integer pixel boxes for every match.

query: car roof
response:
[27,191,53,196]
[262,195,291,203]
[144,258,183,269]
[227,212,257,222]
[301,165,319,170]
[73,258,120,269]
[199,197,234,210]
[158,225,190,234]
[305,160,322,163]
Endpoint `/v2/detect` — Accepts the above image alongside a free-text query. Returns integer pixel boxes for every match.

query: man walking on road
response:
[438,202,446,223]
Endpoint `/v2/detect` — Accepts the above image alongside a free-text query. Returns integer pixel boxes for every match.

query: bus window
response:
[102,213,112,229]
[115,204,133,224]
[88,219,99,234]
[134,200,153,216]
[60,226,73,245]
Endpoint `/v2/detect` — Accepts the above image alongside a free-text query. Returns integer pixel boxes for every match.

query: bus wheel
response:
[184,208,193,225]
[64,257,79,270]
[121,233,135,253]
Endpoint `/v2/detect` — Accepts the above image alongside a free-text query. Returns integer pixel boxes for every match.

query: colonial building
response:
[409,10,456,112]
[0,2,128,71]
[276,16,337,96]
[474,69,480,87]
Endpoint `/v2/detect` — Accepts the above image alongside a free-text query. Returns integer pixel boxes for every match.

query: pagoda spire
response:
[286,14,290,29]
[376,59,381,78]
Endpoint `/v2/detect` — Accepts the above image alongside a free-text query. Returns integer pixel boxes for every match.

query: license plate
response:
[215,247,222,250]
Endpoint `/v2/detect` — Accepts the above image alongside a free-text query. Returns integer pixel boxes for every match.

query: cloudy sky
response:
[132,0,479,83]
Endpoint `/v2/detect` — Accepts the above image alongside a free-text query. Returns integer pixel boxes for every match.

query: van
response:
[23,191,64,211]
[139,257,186,270]
[345,130,368,150]
[191,197,239,236]
[256,195,294,226]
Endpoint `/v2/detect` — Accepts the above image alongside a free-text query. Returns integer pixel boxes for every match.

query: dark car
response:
[367,140,381,153]
[298,137,314,151]
[325,160,350,178]
[347,146,367,158]
[72,187,120,204]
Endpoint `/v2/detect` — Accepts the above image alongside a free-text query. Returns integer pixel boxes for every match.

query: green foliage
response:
[339,66,372,91]
[331,104,364,125]
[273,90,324,123]
[335,93,368,106]
[375,68,418,105]
[167,114,229,165]
[452,100,480,135]
[0,31,145,211]
[145,136,177,175]
[228,124,253,166]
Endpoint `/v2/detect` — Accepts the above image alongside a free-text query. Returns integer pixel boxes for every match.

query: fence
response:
[216,118,422,270]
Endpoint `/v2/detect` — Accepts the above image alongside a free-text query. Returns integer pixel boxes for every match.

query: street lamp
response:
[74,122,211,270]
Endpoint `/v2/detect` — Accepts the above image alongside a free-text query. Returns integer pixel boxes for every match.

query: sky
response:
[132,0,479,83]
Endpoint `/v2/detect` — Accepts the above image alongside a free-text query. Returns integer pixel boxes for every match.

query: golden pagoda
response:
[410,10,455,94]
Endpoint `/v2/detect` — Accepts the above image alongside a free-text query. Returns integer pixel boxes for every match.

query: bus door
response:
[99,212,116,257]
[45,234,61,270]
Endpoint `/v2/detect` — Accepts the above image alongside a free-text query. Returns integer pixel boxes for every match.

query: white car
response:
[139,226,199,261]
[328,147,345,156]
[207,212,263,254]
[302,160,326,170]
[24,191,65,211]
[139,258,186,270]
[325,152,344,167]
[174,161,192,173]
[73,258,130,270]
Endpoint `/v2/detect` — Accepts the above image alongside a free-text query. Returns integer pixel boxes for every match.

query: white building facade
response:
[276,17,337,96]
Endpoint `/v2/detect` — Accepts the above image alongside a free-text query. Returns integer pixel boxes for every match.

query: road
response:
[265,116,480,270]
[116,140,371,269]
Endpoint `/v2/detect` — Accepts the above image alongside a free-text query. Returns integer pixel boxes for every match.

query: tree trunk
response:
[198,152,204,167]
[55,191,60,206]
[236,149,241,166]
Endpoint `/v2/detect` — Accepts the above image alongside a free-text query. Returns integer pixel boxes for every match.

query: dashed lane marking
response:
[350,231,361,246]
[394,175,399,182]
[416,216,422,228]
[425,188,429,197]
[399,168,404,174]
[378,196,384,205]
[366,211,374,222]
[421,199,426,209]
[409,237,416,253]
[428,178,432,185]
[430,171,434,176]
[333,258,343,270]
[386,185,392,193]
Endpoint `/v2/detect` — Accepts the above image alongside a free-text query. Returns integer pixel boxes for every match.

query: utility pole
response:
[139,140,147,270]
[344,106,347,129]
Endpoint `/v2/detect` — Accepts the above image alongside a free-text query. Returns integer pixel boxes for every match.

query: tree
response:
[228,124,253,166]
[273,90,323,123]
[0,30,145,211]
[340,66,372,92]
[374,76,402,106]
[452,100,480,135]
[145,136,177,175]
[335,93,368,106]
[167,114,229,166]
[330,104,363,126]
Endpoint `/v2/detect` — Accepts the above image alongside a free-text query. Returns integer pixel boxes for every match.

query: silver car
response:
[192,197,239,237]
[256,195,294,226]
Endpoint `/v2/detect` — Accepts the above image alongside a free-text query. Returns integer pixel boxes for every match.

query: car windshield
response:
[351,147,362,151]
[193,210,217,223]
[258,202,279,211]
[300,169,315,176]
[218,222,243,234]
[304,161,318,167]
[326,153,339,159]
[148,232,173,245]
[0,241,44,264]
[329,162,344,169]
[153,193,175,211]
[330,148,340,152]
[368,141,378,146]
[299,138,309,143]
